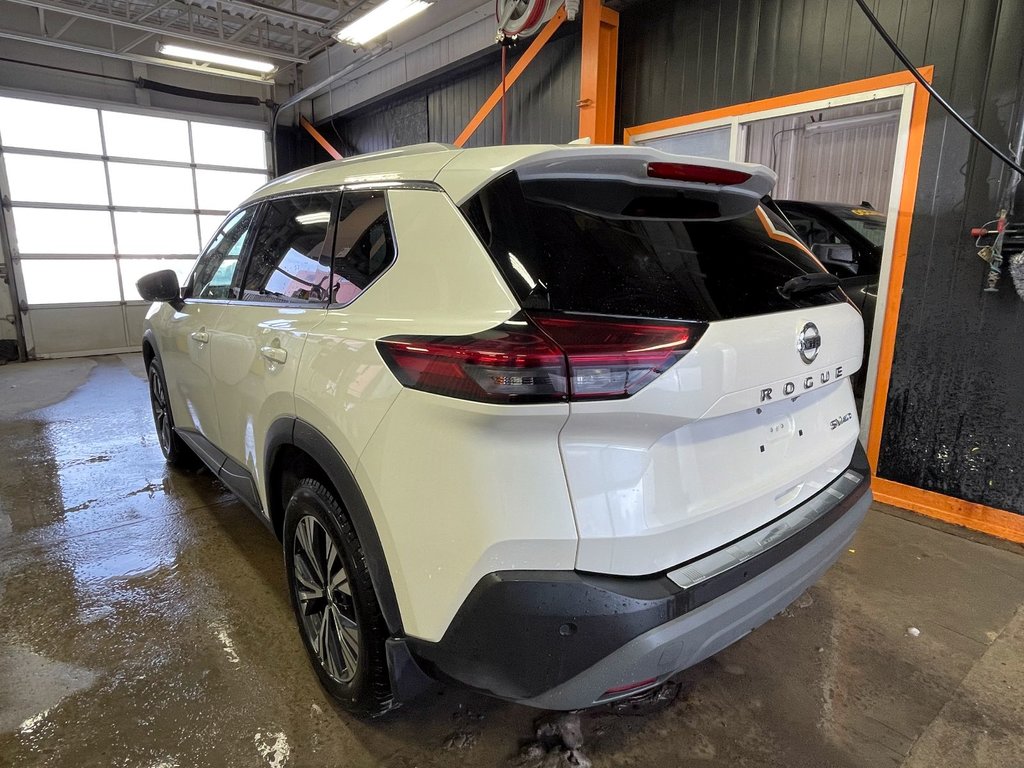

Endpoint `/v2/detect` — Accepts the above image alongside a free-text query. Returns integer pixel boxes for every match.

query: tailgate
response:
[560,302,863,575]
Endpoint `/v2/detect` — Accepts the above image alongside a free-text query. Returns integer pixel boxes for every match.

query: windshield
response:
[837,209,887,248]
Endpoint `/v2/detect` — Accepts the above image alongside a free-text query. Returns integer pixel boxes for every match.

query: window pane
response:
[108,162,195,208]
[331,190,394,305]
[115,212,198,255]
[243,193,336,303]
[191,207,257,300]
[120,258,195,301]
[101,111,191,162]
[12,207,114,254]
[3,153,109,205]
[0,97,102,154]
[21,259,121,304]
[191,122,266,169]
[195,169,266,211]
[639,127,732,160]
[199,214,226,248]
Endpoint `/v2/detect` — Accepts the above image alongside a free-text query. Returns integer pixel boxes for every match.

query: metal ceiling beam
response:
[216,0,331,28]
[4,0,309,61]
[0,27,277,82]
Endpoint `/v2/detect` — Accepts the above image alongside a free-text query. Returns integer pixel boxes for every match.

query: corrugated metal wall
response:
[326,30,581,156]
[744,98,900,206]
[619,0,1024,516]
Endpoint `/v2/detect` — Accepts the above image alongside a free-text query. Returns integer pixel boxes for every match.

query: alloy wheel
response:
[292,514,360,684]
[148,368,172,454]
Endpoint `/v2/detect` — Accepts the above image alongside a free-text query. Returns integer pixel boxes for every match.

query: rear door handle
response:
[260,346,287,364]
[190,331,209,344]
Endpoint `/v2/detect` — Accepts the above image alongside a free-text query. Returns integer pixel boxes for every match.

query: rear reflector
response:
[376,313,706,404]
[647,161,751,186]
[601,678,659,697]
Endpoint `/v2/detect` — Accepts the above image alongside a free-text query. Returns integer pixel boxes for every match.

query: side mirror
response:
[811,242,856,266]
[137,269,182,304]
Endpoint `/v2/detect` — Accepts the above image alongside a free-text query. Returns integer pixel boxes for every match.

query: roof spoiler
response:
[437,145,776,219]
[512,147,776,219]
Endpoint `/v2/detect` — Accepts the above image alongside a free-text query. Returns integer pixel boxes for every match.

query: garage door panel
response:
[28,306,128,356]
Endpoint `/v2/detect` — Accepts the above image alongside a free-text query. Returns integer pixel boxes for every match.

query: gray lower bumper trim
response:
[519,490,872,711]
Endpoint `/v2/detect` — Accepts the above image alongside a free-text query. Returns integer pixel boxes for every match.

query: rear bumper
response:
[406,443,871,710]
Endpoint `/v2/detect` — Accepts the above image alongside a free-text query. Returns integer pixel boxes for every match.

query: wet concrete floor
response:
[1,354,1023,767]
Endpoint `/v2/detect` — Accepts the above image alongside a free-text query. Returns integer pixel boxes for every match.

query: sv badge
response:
[829,412,853,430]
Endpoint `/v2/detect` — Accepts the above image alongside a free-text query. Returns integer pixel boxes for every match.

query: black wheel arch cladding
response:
[264,417,404,636]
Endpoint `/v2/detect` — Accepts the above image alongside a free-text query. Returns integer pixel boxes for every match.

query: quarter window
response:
[190,206,257,300]
[331,190,395,305]
[241,193,338,303]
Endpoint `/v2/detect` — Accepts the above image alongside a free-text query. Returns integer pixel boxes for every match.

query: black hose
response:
[853,0,1024,177]
[136,78,273,108]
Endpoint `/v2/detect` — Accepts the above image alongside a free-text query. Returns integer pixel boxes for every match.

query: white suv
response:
[138,143,871,717]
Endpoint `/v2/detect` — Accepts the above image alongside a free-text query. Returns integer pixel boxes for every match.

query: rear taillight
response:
[376,313,705,404]
[376,320,567,404]
[647,161,751,186]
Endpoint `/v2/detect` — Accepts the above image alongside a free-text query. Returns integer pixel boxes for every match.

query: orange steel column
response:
[578,0,619,144]
[300,115,343,160]
[454,7,568,148]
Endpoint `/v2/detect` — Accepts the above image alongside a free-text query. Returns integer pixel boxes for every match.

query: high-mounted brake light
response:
[647,162,751,186]
[376,313,706,404]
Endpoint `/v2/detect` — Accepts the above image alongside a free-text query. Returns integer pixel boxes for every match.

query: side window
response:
[240,192,338,303]
[190,207,257,300]
[331,190,396,305]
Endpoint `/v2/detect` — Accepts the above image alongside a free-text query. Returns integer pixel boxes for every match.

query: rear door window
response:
[240,192,338,303]
[461,171,843,322]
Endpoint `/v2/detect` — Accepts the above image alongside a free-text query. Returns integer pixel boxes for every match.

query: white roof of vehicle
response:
[246,143,777,207]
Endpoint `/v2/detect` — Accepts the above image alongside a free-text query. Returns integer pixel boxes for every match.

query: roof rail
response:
[332,142,457,164]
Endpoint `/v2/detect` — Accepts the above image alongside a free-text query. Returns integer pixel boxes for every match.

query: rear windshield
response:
[461,171,844,322]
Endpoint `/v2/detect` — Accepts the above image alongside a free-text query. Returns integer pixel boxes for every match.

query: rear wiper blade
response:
[779,273,840,299]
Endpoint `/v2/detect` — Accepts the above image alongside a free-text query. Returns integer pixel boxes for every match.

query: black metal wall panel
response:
[619,0,1024,515]
[329,30,581,156]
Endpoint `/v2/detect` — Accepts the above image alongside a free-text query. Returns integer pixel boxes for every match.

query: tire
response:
[146,358,200,469]
[283,479,394,717]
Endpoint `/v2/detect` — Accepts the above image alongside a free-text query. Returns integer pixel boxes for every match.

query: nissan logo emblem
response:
[797,322,821,365]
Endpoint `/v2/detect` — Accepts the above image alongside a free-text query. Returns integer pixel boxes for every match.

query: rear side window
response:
[241,192,337,303]
[330,190,395,306]
[461,171,843,322]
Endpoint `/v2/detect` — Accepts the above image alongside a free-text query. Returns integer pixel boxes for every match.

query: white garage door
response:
[0,93,268,358]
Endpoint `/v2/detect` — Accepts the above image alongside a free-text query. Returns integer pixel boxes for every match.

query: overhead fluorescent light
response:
[158,43,276,74]
[334,0,433,46]
[295,212,331,225]
[803,111,899,134]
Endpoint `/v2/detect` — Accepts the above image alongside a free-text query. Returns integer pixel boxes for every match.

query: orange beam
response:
[874,478,1024,543]
[865,68,932,473]
[300,115,342,160]
[578,0,619,143]
[623,68,934,143]
[454,6,567,148]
